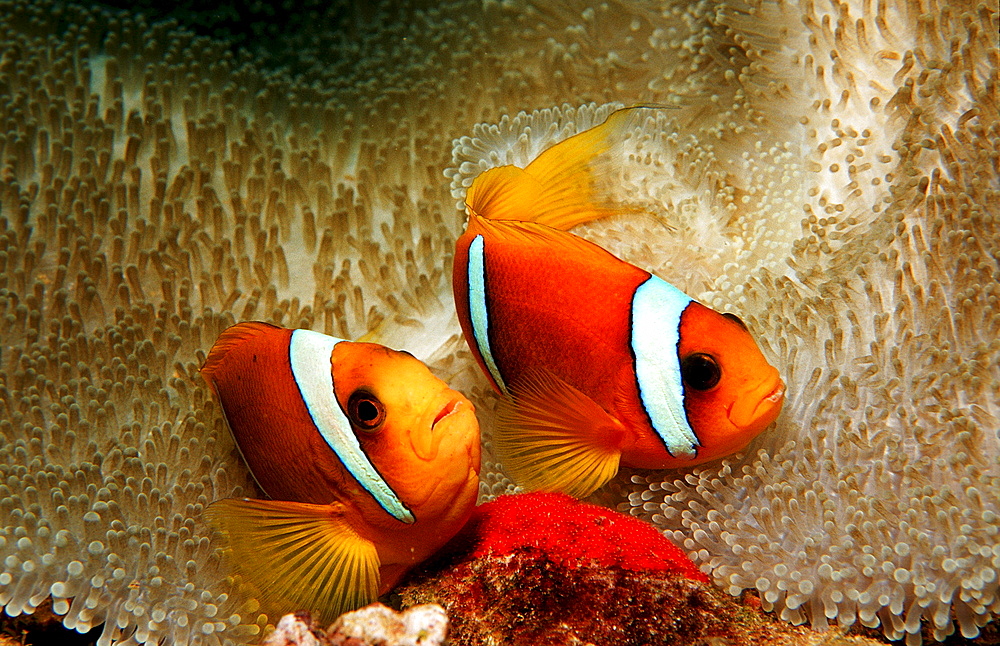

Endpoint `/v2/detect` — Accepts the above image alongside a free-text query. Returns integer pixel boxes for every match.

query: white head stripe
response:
[630,276,699,458]
[288,329,414,523]
[467,234,508,394]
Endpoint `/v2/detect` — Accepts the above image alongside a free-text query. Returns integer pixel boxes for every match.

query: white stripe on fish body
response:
[630,276,699,458]
[467,234,509,395]
[288,329,415,524]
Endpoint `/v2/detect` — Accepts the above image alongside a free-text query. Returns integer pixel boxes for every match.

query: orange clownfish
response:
[200,322,481,623]
[452,107,785,498]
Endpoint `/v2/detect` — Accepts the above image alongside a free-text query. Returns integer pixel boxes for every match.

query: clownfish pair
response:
[452,107,785,498]
[200,322,481,624]
[200,106,785,624]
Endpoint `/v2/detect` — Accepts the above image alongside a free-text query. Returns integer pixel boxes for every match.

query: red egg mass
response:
[464,492,709,582]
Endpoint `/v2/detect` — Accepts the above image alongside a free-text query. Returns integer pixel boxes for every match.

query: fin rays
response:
[465,107,658,231]
[493,369,623,499]
[203,498,380,625]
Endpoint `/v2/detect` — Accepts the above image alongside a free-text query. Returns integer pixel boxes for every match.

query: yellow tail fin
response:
[466,106,660,230]
[203,498,380,625]
[493,368,624,499]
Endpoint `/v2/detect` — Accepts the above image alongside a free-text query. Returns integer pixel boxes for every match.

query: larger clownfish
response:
[452,107,785,499]
[200,322,481,624]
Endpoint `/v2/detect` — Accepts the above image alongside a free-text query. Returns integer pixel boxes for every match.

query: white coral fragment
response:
[327,603,448,646]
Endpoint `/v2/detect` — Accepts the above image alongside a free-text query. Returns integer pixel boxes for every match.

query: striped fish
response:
[200,322,481,623]
[452,107,785,498]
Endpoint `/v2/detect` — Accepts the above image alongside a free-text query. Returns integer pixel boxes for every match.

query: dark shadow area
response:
[0,601,102,646]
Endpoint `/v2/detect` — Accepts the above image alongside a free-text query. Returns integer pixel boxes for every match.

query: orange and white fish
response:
[200,322,481,623]
[452,108,784,498]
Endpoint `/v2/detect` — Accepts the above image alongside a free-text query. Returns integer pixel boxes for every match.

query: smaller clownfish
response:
[200,322,481,623]
[452,107,785,498]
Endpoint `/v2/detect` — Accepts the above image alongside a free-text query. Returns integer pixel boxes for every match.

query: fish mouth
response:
[728,374,786,431]
[431,397,463,430]
[411,393,476,463]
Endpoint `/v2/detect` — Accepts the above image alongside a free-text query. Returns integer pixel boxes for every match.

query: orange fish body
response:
[201,322,480,622]
[452,107,784,498]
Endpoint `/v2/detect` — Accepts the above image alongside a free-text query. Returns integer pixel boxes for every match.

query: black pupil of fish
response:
[681,353,721,391]
[348,391,384,429]
[356,400,380,422]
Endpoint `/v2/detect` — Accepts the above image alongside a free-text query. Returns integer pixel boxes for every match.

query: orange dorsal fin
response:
[465,165,546,222]
[493,368,624,499]
[466,106,657,230]
[467,212,631,268]
[200,321,281,384]
[203,497,380,626]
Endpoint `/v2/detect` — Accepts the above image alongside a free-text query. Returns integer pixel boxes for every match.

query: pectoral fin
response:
[203,498,379,625]
[493,369,624,499]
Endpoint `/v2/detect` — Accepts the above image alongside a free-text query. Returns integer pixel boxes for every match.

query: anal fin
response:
[203,498,379,625]
[493,369,624,499]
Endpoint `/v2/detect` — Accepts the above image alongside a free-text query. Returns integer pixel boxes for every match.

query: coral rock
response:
[396,492,862,645]
[326,604,447,646]
[261,605,447,646]
[263,613,323,646]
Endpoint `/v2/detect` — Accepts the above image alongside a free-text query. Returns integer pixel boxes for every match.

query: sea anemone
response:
[0,0,501,643]
[0,1,654,642]
[1,0,996,645]
[448,2,999,645]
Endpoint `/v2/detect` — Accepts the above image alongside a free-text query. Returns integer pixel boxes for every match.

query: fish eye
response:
[681,353,721,391]
[347,390,386,431]
[722,312,748,331]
